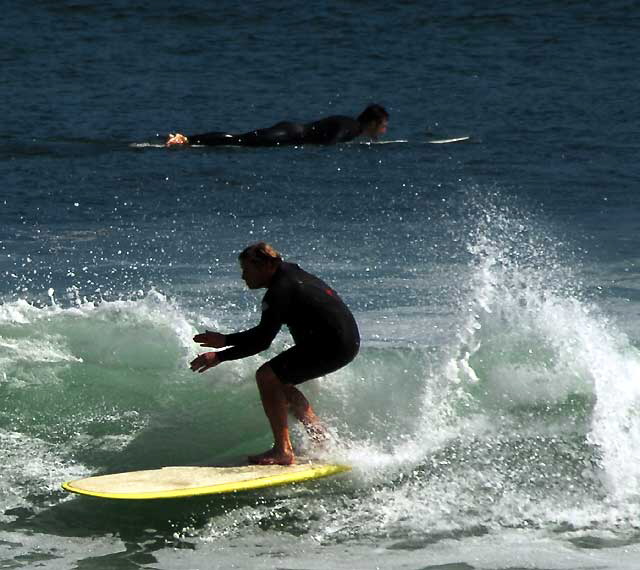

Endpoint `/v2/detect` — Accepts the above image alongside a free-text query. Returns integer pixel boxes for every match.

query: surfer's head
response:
[357,104,389,139]
[238,242,282,289]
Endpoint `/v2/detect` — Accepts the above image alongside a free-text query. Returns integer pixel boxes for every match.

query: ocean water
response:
[2,1,640,569]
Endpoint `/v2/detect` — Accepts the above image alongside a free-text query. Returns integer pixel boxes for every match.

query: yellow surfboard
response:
[62,463,350,500]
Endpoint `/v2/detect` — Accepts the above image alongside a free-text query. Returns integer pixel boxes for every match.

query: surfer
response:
[166,104,388,147]
[190,242,360,466]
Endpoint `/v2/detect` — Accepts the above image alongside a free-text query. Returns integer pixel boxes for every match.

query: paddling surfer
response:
[190,243,360,466]
[166,104,388,147]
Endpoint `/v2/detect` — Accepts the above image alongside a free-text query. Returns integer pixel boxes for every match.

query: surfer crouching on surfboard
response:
[190,242,360,466]
[166,104,388,147]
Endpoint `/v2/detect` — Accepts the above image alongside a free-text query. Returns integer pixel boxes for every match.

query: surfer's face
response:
[364,118,388,139]
[240,259,273,289]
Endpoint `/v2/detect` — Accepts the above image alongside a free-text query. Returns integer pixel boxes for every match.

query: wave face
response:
[4,0,640,567]
[3,191,640,558]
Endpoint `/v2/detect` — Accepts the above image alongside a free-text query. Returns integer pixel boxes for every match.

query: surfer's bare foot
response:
[248,448,295,466]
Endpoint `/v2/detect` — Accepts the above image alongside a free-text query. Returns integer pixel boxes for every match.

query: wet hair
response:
[238,242,283,265]
[357,104,389,127]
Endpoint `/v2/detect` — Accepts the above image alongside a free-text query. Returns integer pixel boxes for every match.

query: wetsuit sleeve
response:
[216,299,283,361]
[189,123,304,146]
[188,131,240,146]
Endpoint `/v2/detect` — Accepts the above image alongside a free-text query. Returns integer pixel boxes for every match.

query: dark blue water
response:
[2,2,640,569]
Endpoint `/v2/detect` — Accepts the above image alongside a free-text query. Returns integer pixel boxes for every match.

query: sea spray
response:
[446,191,640,508]
[586,330,640,501]
[317,194,621,540]
[4,195,640,545]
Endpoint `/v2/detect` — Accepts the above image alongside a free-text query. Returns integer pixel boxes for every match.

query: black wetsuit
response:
[188,115,363,147]
[217,262,360,384]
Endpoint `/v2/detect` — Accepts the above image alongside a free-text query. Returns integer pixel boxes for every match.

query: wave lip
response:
[445,194,640,508]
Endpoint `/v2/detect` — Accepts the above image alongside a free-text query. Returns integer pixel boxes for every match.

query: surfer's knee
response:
[256,363,280,388]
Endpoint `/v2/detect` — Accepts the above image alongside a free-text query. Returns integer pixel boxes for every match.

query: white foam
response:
[445,195,640,505]
[0,430,89,516]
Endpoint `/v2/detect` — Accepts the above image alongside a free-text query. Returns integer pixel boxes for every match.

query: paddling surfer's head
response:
[357,104,389,140]
[238,242,282,289]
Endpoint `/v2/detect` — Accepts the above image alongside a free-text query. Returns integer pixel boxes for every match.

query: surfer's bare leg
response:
[249,364,295,465]
[282,384,328,442]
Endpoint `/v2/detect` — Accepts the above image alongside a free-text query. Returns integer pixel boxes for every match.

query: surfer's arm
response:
[303,116,361,144]
[216,310,282,362]
[190,351,220,373]
[194,330,226,348]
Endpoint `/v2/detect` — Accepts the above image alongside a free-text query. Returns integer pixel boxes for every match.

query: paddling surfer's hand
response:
[166,133,189,146]
[190,352,220,373]
[193,330,226,348]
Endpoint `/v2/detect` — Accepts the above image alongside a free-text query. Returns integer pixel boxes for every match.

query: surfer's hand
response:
[166,133,189,146]
[193,330,226,348]
[190,352,220,373]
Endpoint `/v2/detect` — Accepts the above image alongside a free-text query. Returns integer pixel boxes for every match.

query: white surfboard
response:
[355,139,409,145]
[426,136,470,144]
[62,463,350,500]
[132,136,470,149]
[354,136,470,145]
[128,142,166,148]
